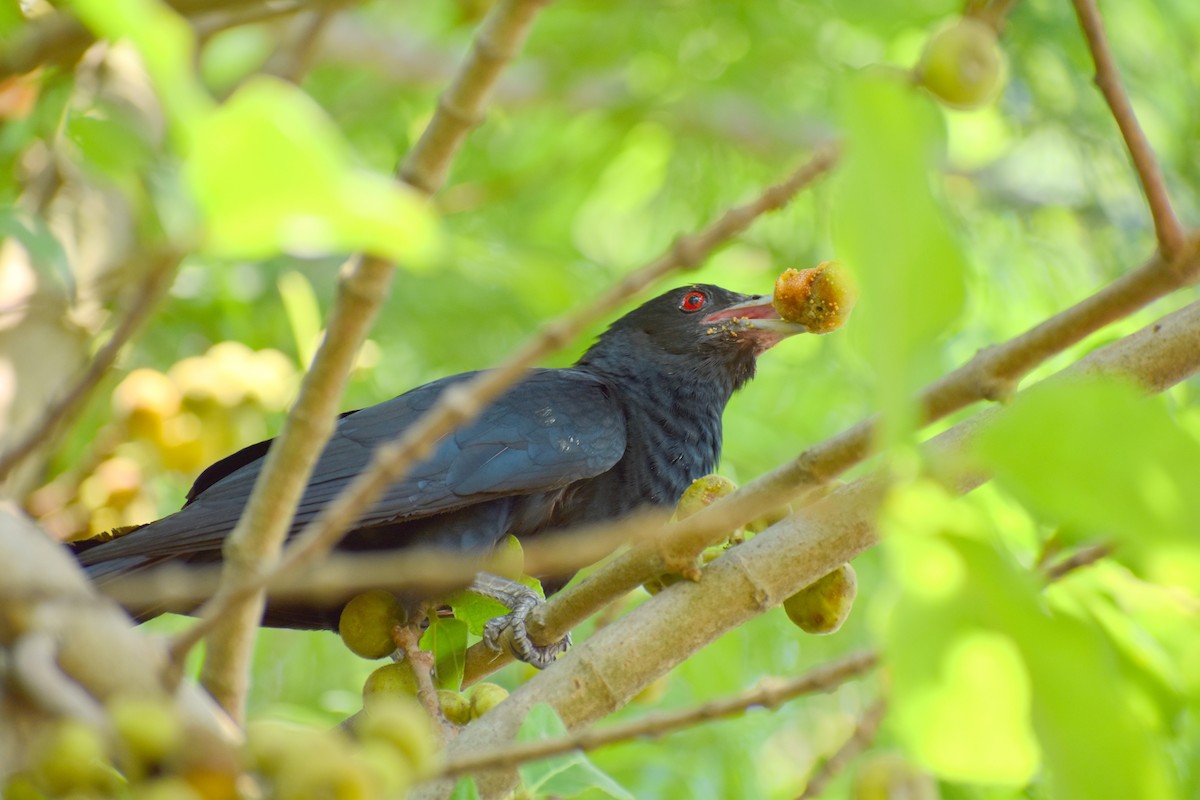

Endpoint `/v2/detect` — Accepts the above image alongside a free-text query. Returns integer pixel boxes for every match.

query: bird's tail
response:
[66,523,147,556]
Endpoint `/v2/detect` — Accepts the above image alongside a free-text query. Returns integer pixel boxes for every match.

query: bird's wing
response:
[78,370,626,564]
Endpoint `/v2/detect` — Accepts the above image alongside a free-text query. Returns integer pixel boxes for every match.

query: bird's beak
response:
[702,295,808,352]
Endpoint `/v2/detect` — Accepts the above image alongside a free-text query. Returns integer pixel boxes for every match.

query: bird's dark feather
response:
[77,370,625,568]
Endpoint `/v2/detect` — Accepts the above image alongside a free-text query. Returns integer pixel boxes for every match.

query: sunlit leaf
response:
[419,616,468,692]
[277,270,322,368]
[832,71,967,445]
[881,481,1180,798]
[185,78,439,266]
[977,376,1200,587]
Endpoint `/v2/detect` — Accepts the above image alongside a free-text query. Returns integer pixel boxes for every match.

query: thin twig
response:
[796,698,887,800]
[1070,0,1185,259]
[395,623,448,735]
[460,234,1200,686]
[197,258,395,720]
[1042,542,1113,583]
[193,1,313,42]
[265,6,339,84]
[399,0,553,194]
[435,651,878,779]
[0,250,180,482]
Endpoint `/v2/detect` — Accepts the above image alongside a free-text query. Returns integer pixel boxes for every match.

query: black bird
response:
[74,284,808,665]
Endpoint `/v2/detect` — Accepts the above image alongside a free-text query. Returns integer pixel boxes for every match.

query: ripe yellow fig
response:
[673,474,737,520]
[362,662,420,706]
[916,17,1008,110]
[113,368,182,440]
[644,474,739,594]
[773,262,858,334]
[110,694,184,770]
[339,589,407,659]
[468,683,510,719]
[782,563,858,634]
[437,690,473,726]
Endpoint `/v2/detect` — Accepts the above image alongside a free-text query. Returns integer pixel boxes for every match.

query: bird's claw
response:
[482,595,571,669]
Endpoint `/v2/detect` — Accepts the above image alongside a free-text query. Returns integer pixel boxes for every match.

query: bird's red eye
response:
[679,290,707,313]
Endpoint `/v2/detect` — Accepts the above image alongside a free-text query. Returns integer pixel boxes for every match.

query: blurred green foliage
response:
[8,0,1200,797]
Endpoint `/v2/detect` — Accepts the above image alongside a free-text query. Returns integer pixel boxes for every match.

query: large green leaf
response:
[881,481,1180,798]
[977,376,1200,588]
[831,71,967,446]
[185,78,440,266]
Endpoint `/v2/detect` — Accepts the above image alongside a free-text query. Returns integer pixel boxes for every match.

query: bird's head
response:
[577,284,808,393]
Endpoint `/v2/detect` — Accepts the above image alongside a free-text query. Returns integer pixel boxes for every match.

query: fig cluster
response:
[30,342,297,541]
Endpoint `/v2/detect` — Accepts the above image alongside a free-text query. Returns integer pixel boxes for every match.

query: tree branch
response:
[0,250,180,483]
[421,294,1200,799]
[435,651,878,780]
[1069,0,1185,259]
[460,233,1200,685]
[195,258,395,720]
[399,0,552,194]
[99,509,664,620]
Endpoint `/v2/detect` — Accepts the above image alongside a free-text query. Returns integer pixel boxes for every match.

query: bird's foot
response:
[471,573,571,669]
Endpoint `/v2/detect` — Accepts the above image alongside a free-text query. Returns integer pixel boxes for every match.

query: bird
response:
[73,283,809,666]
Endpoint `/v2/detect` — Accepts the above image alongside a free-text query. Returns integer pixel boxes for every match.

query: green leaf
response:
[881,481,1181,798]
[831,70,967,446]
[977,375,1200,587]
[185,77,439,266]
[882,485,1041,786]
[419,616,468,691]
[449,777,481,800]
[0,1,24,38]
[278,270,323,368]
[517,704,635,800]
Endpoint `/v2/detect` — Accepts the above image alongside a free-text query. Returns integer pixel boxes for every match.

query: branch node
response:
[435,94,487,129]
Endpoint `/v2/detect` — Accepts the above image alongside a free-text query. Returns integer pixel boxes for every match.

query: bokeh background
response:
[6,0,1199,796]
